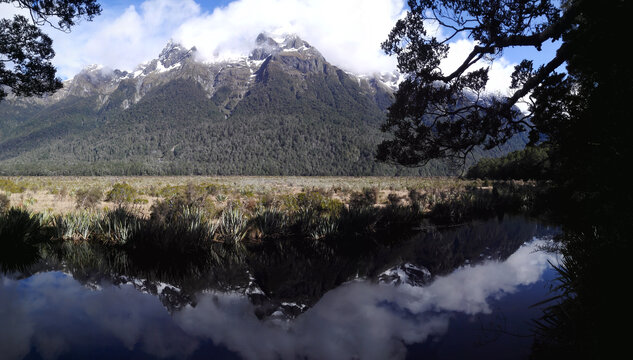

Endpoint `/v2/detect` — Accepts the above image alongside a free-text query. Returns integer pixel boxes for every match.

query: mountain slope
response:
[0,34,525,176]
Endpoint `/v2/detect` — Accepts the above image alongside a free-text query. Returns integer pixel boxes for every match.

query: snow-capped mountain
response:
[22,33,399,115]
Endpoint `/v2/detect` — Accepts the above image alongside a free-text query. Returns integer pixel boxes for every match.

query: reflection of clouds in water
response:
[175,240,555,360]
[0,273,198,360]
[402,240,555,315]
[0,240,555,360]
[0,278,34,360]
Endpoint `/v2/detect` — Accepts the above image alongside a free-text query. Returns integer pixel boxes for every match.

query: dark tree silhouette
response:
[377,0,581,166]
[0,0,101,101]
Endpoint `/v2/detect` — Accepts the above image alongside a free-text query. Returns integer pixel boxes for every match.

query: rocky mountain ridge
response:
[12,33,399,116]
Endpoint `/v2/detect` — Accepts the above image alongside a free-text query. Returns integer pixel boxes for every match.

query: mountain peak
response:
[280,34,311,51]
[250,32,317,61]
[255,32,280,47]
[159,40,194,68]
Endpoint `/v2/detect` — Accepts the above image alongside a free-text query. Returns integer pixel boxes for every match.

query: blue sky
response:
[0,0,560,93]
[103,0,233,13]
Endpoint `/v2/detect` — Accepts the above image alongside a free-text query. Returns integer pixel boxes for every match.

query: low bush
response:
[349,187,379,208]
[75,187,103,209]
[106,183,139,206]
[0,179,25,193]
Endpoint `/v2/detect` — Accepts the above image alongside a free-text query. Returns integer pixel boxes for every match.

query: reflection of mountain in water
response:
[0,227,558,360]
[7,215,557,317]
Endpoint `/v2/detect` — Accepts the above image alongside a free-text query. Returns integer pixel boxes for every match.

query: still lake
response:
[0,216,559,359]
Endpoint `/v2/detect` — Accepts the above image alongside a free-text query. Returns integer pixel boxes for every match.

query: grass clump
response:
[250,207,288,239]
[217,204,248,245]
[54,212,98,241]
[75,187,103,209]
[0,208,47,272]
[98,207,141,245]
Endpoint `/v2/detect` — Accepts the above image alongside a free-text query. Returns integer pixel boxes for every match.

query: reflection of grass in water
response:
[0,208,47,272]
[531,223,628,359]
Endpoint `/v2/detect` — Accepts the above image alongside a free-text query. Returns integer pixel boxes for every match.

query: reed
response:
[54,211,99,241]
[217,205,248,244]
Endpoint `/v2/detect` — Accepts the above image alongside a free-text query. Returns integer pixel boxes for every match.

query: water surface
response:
[0,216,558,359]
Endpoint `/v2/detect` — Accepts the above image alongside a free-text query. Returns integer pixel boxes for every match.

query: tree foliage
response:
[377,0,580,166]
[0,0,101,101]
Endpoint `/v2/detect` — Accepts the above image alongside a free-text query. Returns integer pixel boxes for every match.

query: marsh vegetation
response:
[0,176,546,273]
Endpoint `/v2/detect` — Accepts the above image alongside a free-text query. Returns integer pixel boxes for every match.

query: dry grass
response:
[1,176,499,215]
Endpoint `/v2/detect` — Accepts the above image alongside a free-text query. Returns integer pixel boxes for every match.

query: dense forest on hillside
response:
[466,146,550,180]
[0,62,525,176]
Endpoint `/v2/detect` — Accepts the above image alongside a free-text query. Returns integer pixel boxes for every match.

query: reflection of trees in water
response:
[4,215,551,317]
[531,217,629,358]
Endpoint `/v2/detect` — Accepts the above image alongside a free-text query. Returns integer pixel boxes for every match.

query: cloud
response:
[47,0,201,78]
[174,0,406,75]
[0,273,199,360]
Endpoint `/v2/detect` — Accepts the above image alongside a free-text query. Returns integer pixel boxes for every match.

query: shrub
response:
[349,187,379,208]
[309,215,338,240]
[250,207,288,238]
[0,208,44,272]
[0,179,25,193]
[75,187,103,209]
[289,191,344,216]
[387,193,401,206]
[106,183,138,206]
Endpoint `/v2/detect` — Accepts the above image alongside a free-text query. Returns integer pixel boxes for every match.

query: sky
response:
[0,0,558,95]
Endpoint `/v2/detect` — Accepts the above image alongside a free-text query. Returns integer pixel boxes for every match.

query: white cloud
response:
[173,0,406,75]
[48,0,201,78]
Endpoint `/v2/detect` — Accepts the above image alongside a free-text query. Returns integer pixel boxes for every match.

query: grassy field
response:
[2,176,493,215]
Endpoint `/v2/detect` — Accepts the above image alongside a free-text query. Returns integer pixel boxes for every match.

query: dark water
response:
[0,216,559,360]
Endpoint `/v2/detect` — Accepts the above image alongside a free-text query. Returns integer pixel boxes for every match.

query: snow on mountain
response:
[8,32,399,111]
